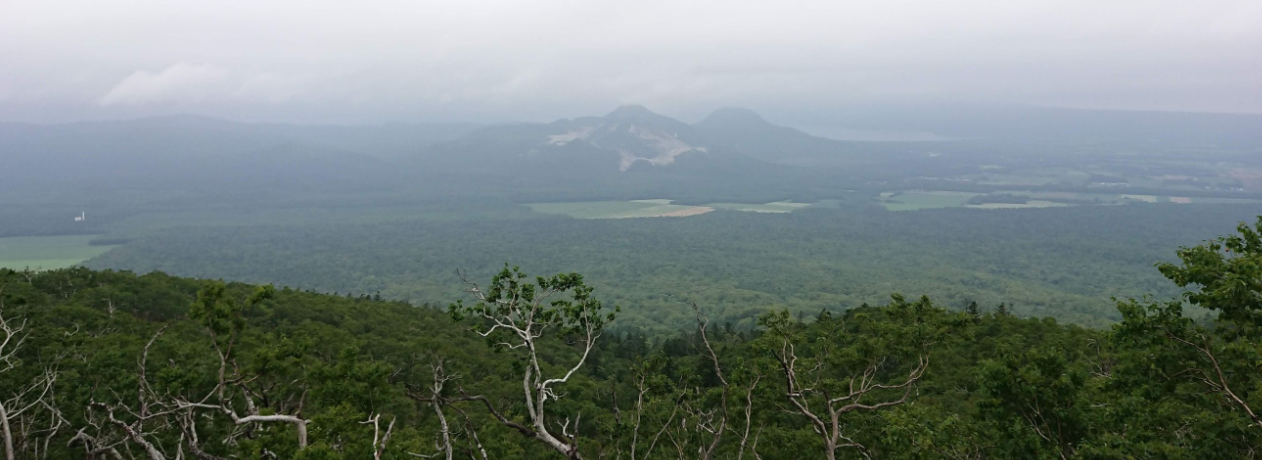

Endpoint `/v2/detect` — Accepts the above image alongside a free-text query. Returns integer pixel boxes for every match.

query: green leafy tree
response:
[449,266,617,459]
[978,346,1090,459]
[1110,217,1262,455]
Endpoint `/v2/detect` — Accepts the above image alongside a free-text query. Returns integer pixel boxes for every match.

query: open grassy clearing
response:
[1013,192,1257,205]
[0,235,117,270]
[1121,194,1160,203]
[537,192,1262,217]
[877,191,980,211]
[528,199,820,218]
[881,189,1262,212]
[1185,197,1262,204]
[527,200,713,219]
[1009,191,1126,203]
[966,200,1070,209]
[707,201,811,213]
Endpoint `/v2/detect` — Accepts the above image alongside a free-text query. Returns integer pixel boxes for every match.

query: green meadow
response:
[707,201,811,213]
[877,191,980,211]
[966,200,1069,209]
[0,235,117,270]
[526,200,709,219]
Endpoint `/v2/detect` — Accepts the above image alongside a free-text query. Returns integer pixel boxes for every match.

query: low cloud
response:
[99,63,230,106]
[235,73,309,104]
[0,0,1253,121]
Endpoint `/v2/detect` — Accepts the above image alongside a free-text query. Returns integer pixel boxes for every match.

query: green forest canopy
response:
[88,203,1262,330]
[2,217,1261,459]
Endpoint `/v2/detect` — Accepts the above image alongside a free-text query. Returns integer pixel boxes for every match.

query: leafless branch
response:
[769,321,929,460]
[361,414,396,460]
[453,270,608,459]
[1163,327,1261,428]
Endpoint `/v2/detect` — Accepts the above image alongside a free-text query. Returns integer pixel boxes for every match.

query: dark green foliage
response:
[1102,217,1262,457]
[89,203,1262,332]
[4,218,1262,458]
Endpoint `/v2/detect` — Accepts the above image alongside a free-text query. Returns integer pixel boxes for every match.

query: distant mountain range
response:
[412,104,873,176]
[799,104,1262,147]
[4,105,1260,194]
[0,115,478,192]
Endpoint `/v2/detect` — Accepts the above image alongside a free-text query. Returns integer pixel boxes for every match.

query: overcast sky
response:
[2,0,1260,124]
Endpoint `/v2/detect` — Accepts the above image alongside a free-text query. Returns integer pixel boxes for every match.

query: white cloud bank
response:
[99,63,229,106]
[0,0,1256,121]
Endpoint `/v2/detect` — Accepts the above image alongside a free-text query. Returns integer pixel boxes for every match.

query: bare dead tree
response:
[449,268,615,459]
[66,425,125,460]
[406,359,458,460]
[0,291,62,460]
[626,358,681,460]
[175,408,229,460]
[730,375,762,460]
[0,287,24,460]
[428,362,454,460]
[60,398,126,460]
[83,285,307,459]
[85,328,180,460]
[361,414,396,460]
[450,404,489,460]
[177,372,310,452]
[175,284,310,451]
[620,306,762,460]
[88,402,171,460]
[20,394,67,460]
[764,312,930,460]
[686,305,729,460]
[2,368,58,460]
[746,424,765,460]
[406,386,502,460]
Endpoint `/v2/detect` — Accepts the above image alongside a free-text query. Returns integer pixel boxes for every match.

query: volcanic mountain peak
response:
[535,105,710,170]
[605,104,658,119]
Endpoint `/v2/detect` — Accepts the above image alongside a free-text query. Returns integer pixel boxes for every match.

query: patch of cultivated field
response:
[1121,194,1161,203]
[657,207,715,217]
[1011,191,1116,202]
[708,201,811,213]
[1184,197,1262,204]
[966,200,1069,209]
[527,200,713,219]
[879,189,1262,212]
[877,191,980,211]
[0,235,117,270]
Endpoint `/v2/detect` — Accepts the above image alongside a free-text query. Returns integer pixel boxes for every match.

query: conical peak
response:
[605,104,659,120]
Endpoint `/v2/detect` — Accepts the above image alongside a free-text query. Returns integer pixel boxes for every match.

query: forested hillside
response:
[4,218,1261,459]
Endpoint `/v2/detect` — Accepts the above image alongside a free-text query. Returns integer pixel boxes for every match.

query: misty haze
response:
[2,1,1262,459]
